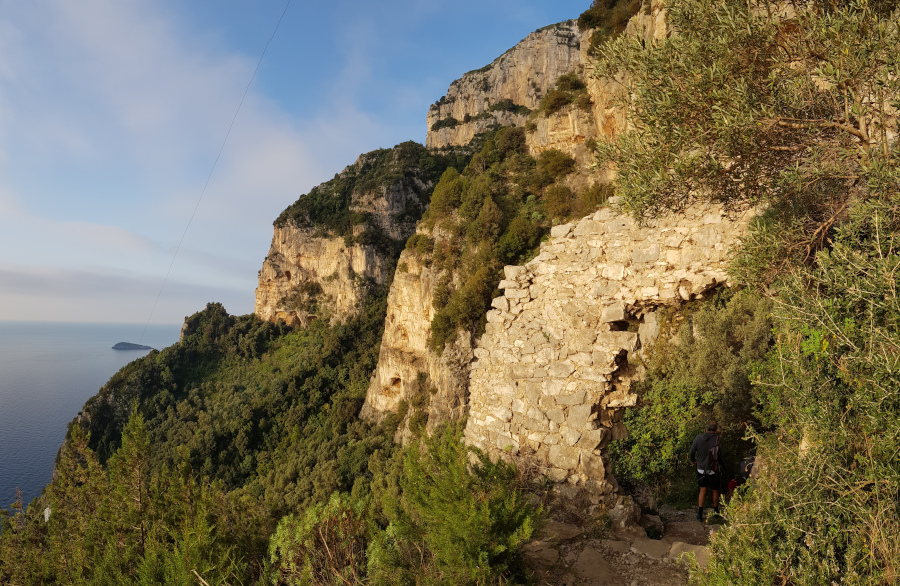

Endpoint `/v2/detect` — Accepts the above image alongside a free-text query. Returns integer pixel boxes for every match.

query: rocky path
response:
[525,506,717,586]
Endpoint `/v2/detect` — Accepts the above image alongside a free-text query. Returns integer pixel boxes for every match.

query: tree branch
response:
[776,117,871,143]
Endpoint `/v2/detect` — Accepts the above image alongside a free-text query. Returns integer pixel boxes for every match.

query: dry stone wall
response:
[463,199,756,501]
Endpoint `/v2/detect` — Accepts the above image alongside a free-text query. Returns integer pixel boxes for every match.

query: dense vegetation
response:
[577,0,643,55]
[611,290,772,502]
[76,300,390,515]
[413,126,608,352]
[270,424,540,585]
[0,413,271,584]
[0,301,541,584]
[274,141,466,245]
[593,0,900,581]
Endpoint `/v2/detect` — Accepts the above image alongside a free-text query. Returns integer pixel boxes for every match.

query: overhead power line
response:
[138,0,292,345]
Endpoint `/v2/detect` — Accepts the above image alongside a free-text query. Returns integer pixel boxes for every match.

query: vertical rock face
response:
[526,104,607,190]
[254,225,396,325]
[359,238,473,438]
[255,143,436,325]
[463,200,755,502]
[426,21,586,149]
[525,0,668,187]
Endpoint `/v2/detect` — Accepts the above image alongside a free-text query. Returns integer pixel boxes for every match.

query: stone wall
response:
[463,199,756,501]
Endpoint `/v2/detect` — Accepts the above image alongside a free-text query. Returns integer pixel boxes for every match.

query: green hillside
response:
[4,0,900,583]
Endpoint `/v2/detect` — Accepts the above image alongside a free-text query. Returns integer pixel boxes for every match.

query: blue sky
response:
[0,0,589,326]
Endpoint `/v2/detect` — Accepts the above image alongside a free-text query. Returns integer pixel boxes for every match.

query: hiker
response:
[690,421,724,521]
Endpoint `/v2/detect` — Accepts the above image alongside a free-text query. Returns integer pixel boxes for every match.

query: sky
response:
[0,0,590,327]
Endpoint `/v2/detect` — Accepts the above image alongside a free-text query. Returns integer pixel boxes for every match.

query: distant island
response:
[112,342,154,350]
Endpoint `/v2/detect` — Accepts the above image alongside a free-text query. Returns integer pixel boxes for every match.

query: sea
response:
[0,321,181,510]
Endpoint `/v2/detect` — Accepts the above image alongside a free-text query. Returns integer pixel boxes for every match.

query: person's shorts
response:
[697,471,720,489]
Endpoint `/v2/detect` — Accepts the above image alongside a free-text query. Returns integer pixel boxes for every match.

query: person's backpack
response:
[738,456,755,481]
[708,436,720,473]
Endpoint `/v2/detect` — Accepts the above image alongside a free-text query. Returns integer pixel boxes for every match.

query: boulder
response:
[573,547,623,585]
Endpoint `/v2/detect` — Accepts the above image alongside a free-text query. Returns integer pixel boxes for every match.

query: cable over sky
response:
[138,0,292,344]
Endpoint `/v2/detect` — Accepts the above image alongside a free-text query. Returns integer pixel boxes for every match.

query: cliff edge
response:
[255,142,446,325]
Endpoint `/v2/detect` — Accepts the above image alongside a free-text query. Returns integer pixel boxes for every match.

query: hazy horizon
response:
[0,0,589,325]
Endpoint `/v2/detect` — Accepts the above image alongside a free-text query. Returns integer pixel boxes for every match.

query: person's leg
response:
[713,489,720,514]
[696,471,707,520]
[697,485,707,520]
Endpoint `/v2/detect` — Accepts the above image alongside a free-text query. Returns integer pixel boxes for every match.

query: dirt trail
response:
[525,506,718,586]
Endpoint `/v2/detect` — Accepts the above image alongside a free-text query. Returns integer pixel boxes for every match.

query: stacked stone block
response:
[463,199,756,499]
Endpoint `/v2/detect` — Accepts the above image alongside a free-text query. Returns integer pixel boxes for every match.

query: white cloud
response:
[0,263,245,324]
[57,221,162,255]
[0,0,397,323]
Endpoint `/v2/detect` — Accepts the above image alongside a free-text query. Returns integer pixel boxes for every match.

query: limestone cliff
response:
[254,224,396,325]
[358,243,473,438]
[361,0,760,506]
[525,0,668,188]
[425,2,667,189]
[255,142,438,325]
[463,199,755,503]
[426,21,585,149]
[364,1,675,441]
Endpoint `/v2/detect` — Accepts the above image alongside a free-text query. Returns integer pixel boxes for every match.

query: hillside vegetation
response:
[274,141,468,256]
[418,125,609,353]
[4,0,900,583]
[594,0,900,582]
[0,300,540,584]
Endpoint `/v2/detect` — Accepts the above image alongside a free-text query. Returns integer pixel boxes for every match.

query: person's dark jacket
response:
[690,432,724,472]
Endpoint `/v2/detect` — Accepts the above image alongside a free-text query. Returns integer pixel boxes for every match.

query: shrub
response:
[494,126,527,158]
[610,289,772,500]
[368,425,540,585]
[572,182,611,216]
[575,91,594,111]
[468,195,503,242]
[432,274,453,311]
[544,184,573,219]
[704,199,900,584]
[537,73,592,116]
[497,216,539,263]
[429,167,466,219]
[537,149,577,179]
[556,72,586,92]
[429,267,495,353]
[459,175,491,221]
[269,493,368,585]
[537,88,572,115]
[404,233,433,257]
[489,99,532,116]
[430,117,459,132]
